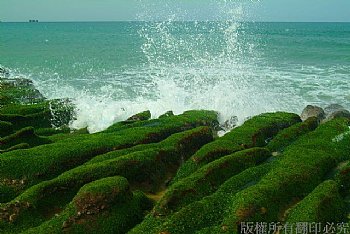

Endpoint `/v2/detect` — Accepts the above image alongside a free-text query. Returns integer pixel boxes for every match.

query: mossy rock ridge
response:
[20,177,153,234]
[0,127,52,151]
[266,116,319,152]
[0,127,213,231]
[286,180,345,224]
[172,112,301,183]
[0,99,75,130]
[0,78,45,106]
[219,118,350,233]
[154,148,271,215]
[129,163,272,234]
[0,111,218,202]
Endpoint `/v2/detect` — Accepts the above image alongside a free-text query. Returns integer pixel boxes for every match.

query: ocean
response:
[1,21,349,132]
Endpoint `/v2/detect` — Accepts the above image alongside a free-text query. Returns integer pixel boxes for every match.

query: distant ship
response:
[29,20,39,23]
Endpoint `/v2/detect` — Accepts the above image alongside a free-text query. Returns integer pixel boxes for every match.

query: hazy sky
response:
[1,0,350,22]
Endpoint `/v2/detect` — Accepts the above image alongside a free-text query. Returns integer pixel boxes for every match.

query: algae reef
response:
[1,72,350,234]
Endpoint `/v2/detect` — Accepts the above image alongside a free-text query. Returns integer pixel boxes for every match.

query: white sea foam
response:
[5,1,349,133]
[34,1,277,133]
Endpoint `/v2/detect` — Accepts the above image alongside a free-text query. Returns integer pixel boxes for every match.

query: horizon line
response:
[1,20,350,23]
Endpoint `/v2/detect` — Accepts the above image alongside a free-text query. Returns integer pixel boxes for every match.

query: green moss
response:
[0,78,45,105]
[73,176,132,211]
[286,180,345,223]
[87,126,212,165]
[195,226,223,234]
[223,112,301,144]
[334,162,350,195]
[173,112,300,183]
[0,111,217,202]
[0,143,30,153]
[220,118,350,232]
[34,127,71,137]
[267,116,319,152]
[155,148,271,215]
[20,177,153,234]
[0,121,13,137]
[126,110,151,122]
[0,99,74,130]
[0,126,212,230]
[23,127,210,202]
[0,127,52,150]
[0,103,48,116]
[159,111,174,119]
[45,128,89,142]
[98,110,153,133]
[104,110,218,133]
[0,113,50,130]
[130,163,272,234]
[161,164,272,234]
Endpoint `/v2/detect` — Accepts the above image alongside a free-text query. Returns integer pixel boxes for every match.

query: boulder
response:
[126,110,151,122]
[300,105,325,122]
[324,104,345,116]
[325,109,350,121]
[159,111,174,119]
[323,104,350,122]
[220,115,238,131]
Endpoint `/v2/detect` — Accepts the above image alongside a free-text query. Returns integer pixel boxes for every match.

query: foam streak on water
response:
[1,1,350,133]
[58,1,273,132]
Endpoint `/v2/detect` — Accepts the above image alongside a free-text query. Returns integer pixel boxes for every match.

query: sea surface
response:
[1,21,349,132]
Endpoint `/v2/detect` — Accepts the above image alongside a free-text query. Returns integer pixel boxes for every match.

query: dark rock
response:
[300,105,325,122]
[126,110,151,122]
[324,104,345,116]
[220,116,238,131]
[324,109,350,122]
[159,111,174,119]
[322,104,350,122]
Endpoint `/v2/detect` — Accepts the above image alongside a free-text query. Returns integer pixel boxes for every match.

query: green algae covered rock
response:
[0,126,213,231]
[334,162,350,195]
[286,180,345,223]
[0,111,217,203]
[220,118,350,232]
[0,127,52,151]
[172,112,301,183]
[130,163,273,234]
[159,111,174,119]
[154,148,271,215]
[104,109,218,134]
[0,99,75,130]
[0,143,30,153]
[22,177,153,234]
[0,78,45,106]
[266,116,319,152]
[73,176,132,211]
[126,110,151,122]
[0,121,13,137]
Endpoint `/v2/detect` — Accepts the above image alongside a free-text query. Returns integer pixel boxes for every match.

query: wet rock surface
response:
[300,105,325,122]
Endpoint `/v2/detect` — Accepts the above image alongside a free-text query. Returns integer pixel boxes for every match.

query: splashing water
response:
[63,1,272,132]
[2,1,349,133]
[128,0,284,128]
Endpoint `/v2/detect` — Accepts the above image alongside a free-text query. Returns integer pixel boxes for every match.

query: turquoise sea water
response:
[1,21,349,132]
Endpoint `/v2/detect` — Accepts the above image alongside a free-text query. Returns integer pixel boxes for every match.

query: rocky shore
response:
[0,69,350,234]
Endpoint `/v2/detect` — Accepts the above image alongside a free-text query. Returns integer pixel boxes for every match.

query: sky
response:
[1,0,350,22]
